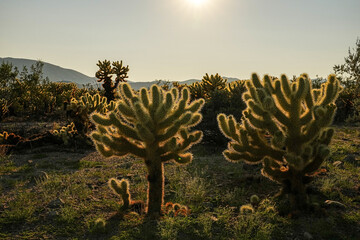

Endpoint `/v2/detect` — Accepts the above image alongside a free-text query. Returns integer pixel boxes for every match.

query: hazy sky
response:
[1,0,359,82]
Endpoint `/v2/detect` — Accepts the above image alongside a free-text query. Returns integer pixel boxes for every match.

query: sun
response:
[188,0,208,7]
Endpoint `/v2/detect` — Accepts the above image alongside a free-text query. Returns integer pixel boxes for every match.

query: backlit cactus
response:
[189,82,206,100]
[108,178,132,210]
[96,60,129,102]
[90,83,204,218]
[0,131,24,145]
[52,122,77,145]
[202,73,227,95]
[217,73,341,210]
[67,93,115,135]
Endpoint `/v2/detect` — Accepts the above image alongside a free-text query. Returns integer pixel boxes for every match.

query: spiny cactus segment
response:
[164,202,190,217]
[52,122,77,145]
[218,73,342,210]
[250,194,260,208]
[0,131,24,145]
[91,83,204,218]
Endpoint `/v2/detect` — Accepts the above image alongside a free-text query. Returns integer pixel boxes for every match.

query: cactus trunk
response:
[146,147,164,217]
[282,171,308,210]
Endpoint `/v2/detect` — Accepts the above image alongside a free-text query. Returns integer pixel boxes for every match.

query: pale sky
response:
[1,0,359,82]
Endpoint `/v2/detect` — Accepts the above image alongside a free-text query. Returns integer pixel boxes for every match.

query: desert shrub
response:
[334,86,360,124]
[0,60,91,119]
[333,37,360,124]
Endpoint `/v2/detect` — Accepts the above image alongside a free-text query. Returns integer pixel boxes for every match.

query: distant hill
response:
[0,57,242,89]
[0,57,97,85]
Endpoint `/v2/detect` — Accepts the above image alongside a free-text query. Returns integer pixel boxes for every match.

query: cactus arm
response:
[117,102,136,119]
[158,99,186,129]
[113,136,146,158]
[302,145,330,174]
[174,130,203,152]
[272,107,291,127]
[223,150,263,163]
[94,143,114,157]
[161,152,193,164]
[95,133,146,158]
[279,75,292,97]
[261,158,291,182]
[159,130,202,157]
[273,80,291,112]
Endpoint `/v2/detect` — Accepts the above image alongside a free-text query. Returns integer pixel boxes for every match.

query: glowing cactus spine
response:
[217,73,341,210]
[91,83,204,218]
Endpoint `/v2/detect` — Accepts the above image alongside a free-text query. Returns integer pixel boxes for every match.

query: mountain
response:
[0,57,242,89]
[0,57,97,85]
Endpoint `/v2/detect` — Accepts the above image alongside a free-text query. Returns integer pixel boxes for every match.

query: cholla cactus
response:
[109,178,132,210]
[164,202,190,217]
[218,73,341,210]
[227,80,246,95]
[202,73,227,95]
[96,60,129,102]
[90,83,204,218]
[52,122,77,145]
[67,93,115,135]
[189,82,206,100]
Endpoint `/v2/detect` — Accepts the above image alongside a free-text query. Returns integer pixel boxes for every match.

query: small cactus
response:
[90,218,107,234]
[108,178,131,210]
[163,202,190,217]
[52,122,77,145]
[240,204,255,214]
[250,195,260,208]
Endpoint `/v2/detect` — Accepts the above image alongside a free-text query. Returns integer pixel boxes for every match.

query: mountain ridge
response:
[0,57,241,90]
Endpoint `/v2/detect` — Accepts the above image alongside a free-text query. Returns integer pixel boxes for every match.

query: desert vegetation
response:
[0,39,360,239]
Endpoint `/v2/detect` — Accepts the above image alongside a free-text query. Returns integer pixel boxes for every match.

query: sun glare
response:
[188,0,207,7]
